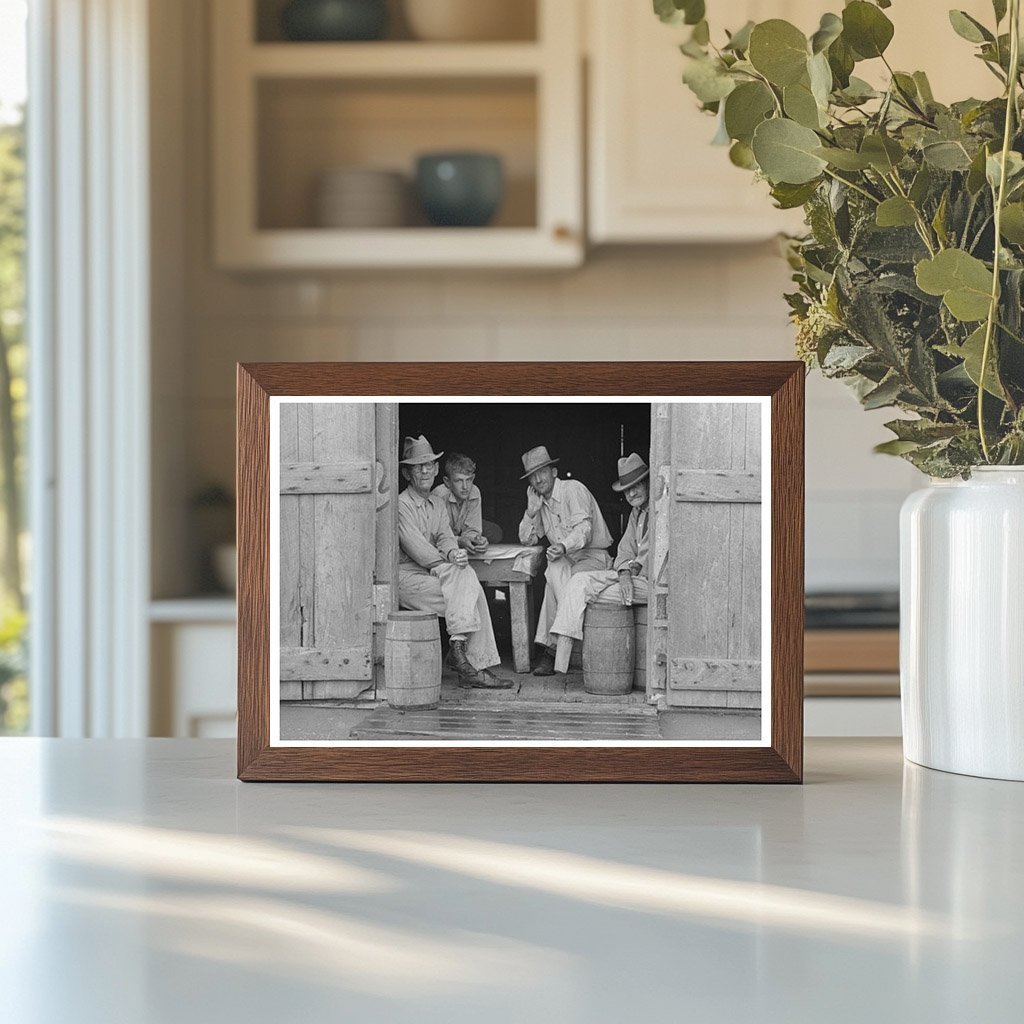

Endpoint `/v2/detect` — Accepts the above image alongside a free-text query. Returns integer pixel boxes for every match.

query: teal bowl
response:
[415,153,505,228]
[281,0,388,41]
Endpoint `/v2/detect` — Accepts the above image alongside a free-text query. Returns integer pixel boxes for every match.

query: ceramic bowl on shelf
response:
[280,0,388,42]
[402,0,534,42]
[414,152,504,227]
[315,167,408,228]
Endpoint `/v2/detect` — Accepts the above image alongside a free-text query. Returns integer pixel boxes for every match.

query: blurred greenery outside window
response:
[0,0,28,734]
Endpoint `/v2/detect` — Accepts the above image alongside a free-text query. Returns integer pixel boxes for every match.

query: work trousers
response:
[549,570,650,641]
[535,548,612,648]
[398,562,500,670]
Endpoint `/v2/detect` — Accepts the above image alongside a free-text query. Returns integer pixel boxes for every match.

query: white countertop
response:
[1,737,1020,1023]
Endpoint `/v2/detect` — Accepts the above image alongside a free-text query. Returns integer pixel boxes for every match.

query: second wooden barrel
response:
[385,611,441,710]
[634,604,648,691]
[582,604,635,695]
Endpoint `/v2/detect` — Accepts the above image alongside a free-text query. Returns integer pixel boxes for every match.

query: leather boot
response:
[472,667,513,690]
[532,647,557,676]
[446,639,482,686]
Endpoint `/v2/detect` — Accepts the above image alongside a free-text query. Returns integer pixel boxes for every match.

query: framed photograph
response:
[237,362,804,782]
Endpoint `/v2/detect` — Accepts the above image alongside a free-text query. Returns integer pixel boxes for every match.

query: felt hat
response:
[611,453,650,492]
[400,435,443,465]
[520,445,559,480]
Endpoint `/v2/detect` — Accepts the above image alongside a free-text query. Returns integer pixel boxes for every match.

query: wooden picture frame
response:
[237,362,804,782]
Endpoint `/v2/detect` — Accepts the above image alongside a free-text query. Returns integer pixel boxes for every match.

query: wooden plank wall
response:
[279,402,377,700]
[665,402,762,712]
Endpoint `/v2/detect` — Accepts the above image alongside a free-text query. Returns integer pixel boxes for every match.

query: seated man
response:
[549,453,651,674]
[517,445,613,676]
[397,436,509,689]
[431,452,490,555]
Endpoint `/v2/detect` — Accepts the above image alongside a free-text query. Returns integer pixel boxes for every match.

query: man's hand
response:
[628,561,642,577]
[526,486,544,516]
[468,534,489,554]
[619,569,634,607]
[449,548,469,567]
[546,542,566,561]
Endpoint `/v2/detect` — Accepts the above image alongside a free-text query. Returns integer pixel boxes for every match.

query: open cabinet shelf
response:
[212,0,582,269]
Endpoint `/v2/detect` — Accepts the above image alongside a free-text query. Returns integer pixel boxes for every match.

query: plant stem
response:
[979,0,1021,462]
[822,167,880,205]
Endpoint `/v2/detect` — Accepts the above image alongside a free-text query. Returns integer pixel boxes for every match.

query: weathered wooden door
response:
[279,402,397,700]
[648,402,762,712]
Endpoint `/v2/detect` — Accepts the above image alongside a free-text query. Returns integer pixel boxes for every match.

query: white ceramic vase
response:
[900,467,1024,780]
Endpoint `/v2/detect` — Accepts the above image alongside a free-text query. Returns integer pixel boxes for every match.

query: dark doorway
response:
[398,402,652,548]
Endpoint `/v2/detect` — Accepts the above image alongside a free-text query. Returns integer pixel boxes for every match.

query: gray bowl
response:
[280,0,388,42]
[415,152,504,227]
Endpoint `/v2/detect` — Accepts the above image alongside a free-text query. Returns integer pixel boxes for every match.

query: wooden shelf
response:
[249,42,544,78]
[217,226,580,270]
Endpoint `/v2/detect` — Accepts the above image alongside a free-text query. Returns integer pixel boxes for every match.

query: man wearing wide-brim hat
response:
[548,453,652,674]
[517,444,613,676]
[397,435,508,688]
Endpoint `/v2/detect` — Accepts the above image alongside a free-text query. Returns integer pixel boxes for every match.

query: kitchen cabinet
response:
[211,0,583,269]
[586,0,999,244]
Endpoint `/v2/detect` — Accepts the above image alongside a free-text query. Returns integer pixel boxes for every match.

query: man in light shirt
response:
[549,453,651,673]
[397,436,509,689]
[518,445,613,676]
[431,452,489,555]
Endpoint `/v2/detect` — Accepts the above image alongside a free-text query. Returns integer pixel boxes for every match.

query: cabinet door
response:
[279,402,391,700]
[648,402,763,713]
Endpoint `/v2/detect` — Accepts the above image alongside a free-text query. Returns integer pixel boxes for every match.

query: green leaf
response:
[813,146,872,170]
[860,133,904,173]
[862,374,903,409]
[986,150,1024,191]
[807,51,833,109]
[967,144,991,194]
[810,12,843,54]
[876,197,918,228]
[724,20,755,53]
[922,140,973,171]
[827,36,856,89]
[784,80,824,129]
[1000,203,1024,244]
[751,118,828,184]
[748,20,809,87]
[837,76,879,104]
[729,140,757,169]
[915,249,994,322]
[723,81,775,144]
[909,164,933,205]
[913,71,935,104]
[842,1,895,59]
[940,325,1006,398]
[874,439,922,455]
[770,180,820,209]
[948,10,994,44]
[993,0,1008,24]
[691,19,710,45]
[653,0,705,26]
[682,57,736,104]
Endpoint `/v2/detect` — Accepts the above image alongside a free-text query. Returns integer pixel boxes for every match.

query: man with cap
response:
[547,453,652,674]
[517,445,613,676]
[397,436,509,688]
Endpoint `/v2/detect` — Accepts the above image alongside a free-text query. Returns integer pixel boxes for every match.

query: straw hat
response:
[400,435,443,465]
[520,445,559,480]
[611,453,650,492]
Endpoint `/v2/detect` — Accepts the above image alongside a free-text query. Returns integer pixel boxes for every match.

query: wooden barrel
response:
[634,604,648,691]
[385,612,441,710]
[582,604,635,695]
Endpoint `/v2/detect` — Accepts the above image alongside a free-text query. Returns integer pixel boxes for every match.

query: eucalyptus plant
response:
[657,0,1024,475]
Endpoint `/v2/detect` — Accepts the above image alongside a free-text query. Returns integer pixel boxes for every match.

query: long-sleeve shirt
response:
[518,477,613,557]
[431,483,483,539]
[613,504,650,578]
[398,487,459,570]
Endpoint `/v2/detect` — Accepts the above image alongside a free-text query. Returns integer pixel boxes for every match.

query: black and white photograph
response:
[270,396,769,746]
